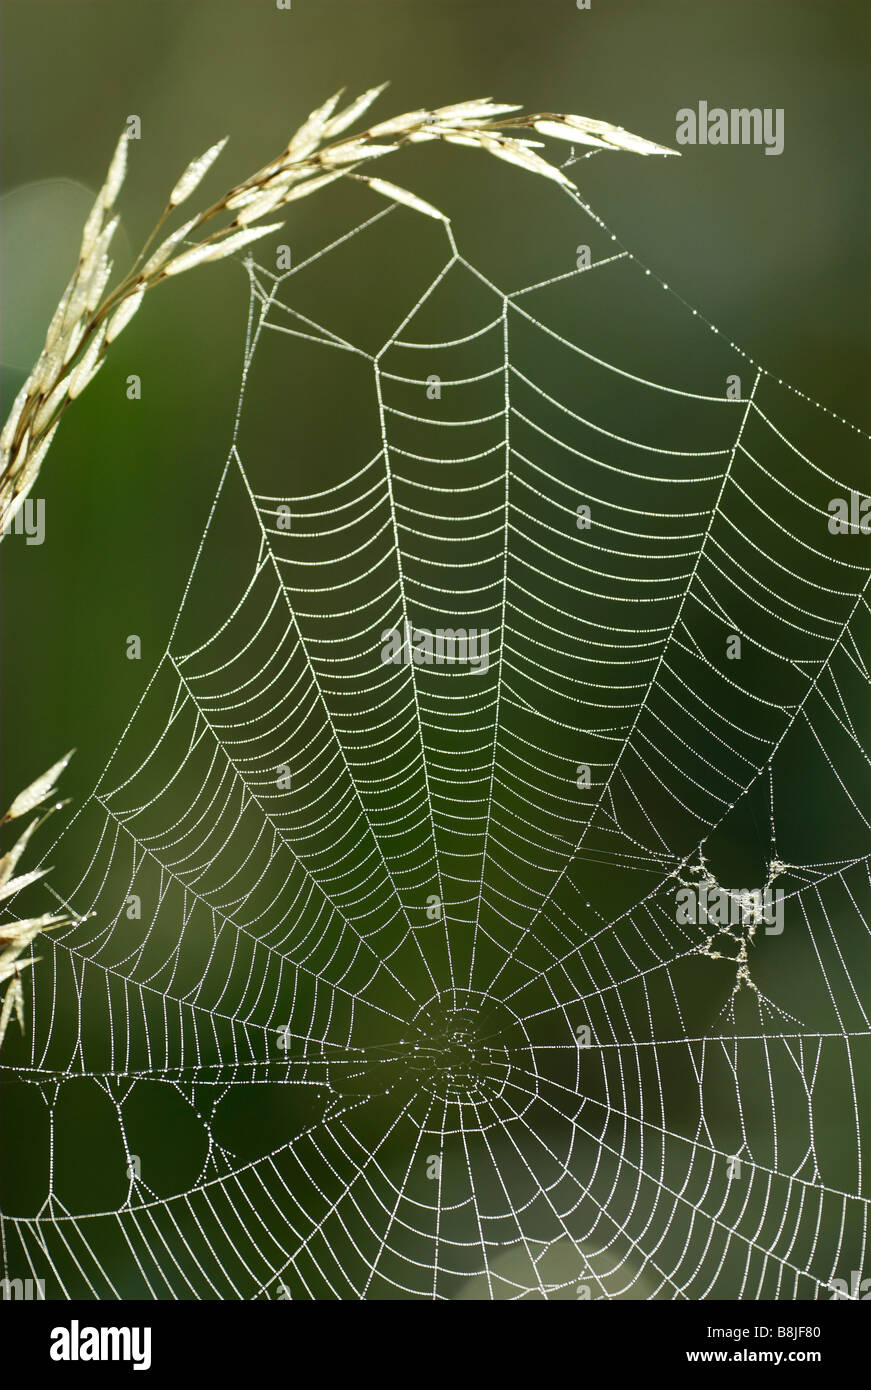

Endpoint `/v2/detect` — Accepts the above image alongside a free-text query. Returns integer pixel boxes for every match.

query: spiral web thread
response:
[1,177,870,1301]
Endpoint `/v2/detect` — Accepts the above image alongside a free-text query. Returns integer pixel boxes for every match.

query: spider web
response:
[2,170,870,1301]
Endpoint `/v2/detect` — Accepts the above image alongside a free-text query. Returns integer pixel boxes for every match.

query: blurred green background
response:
[0,0,869,1300]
